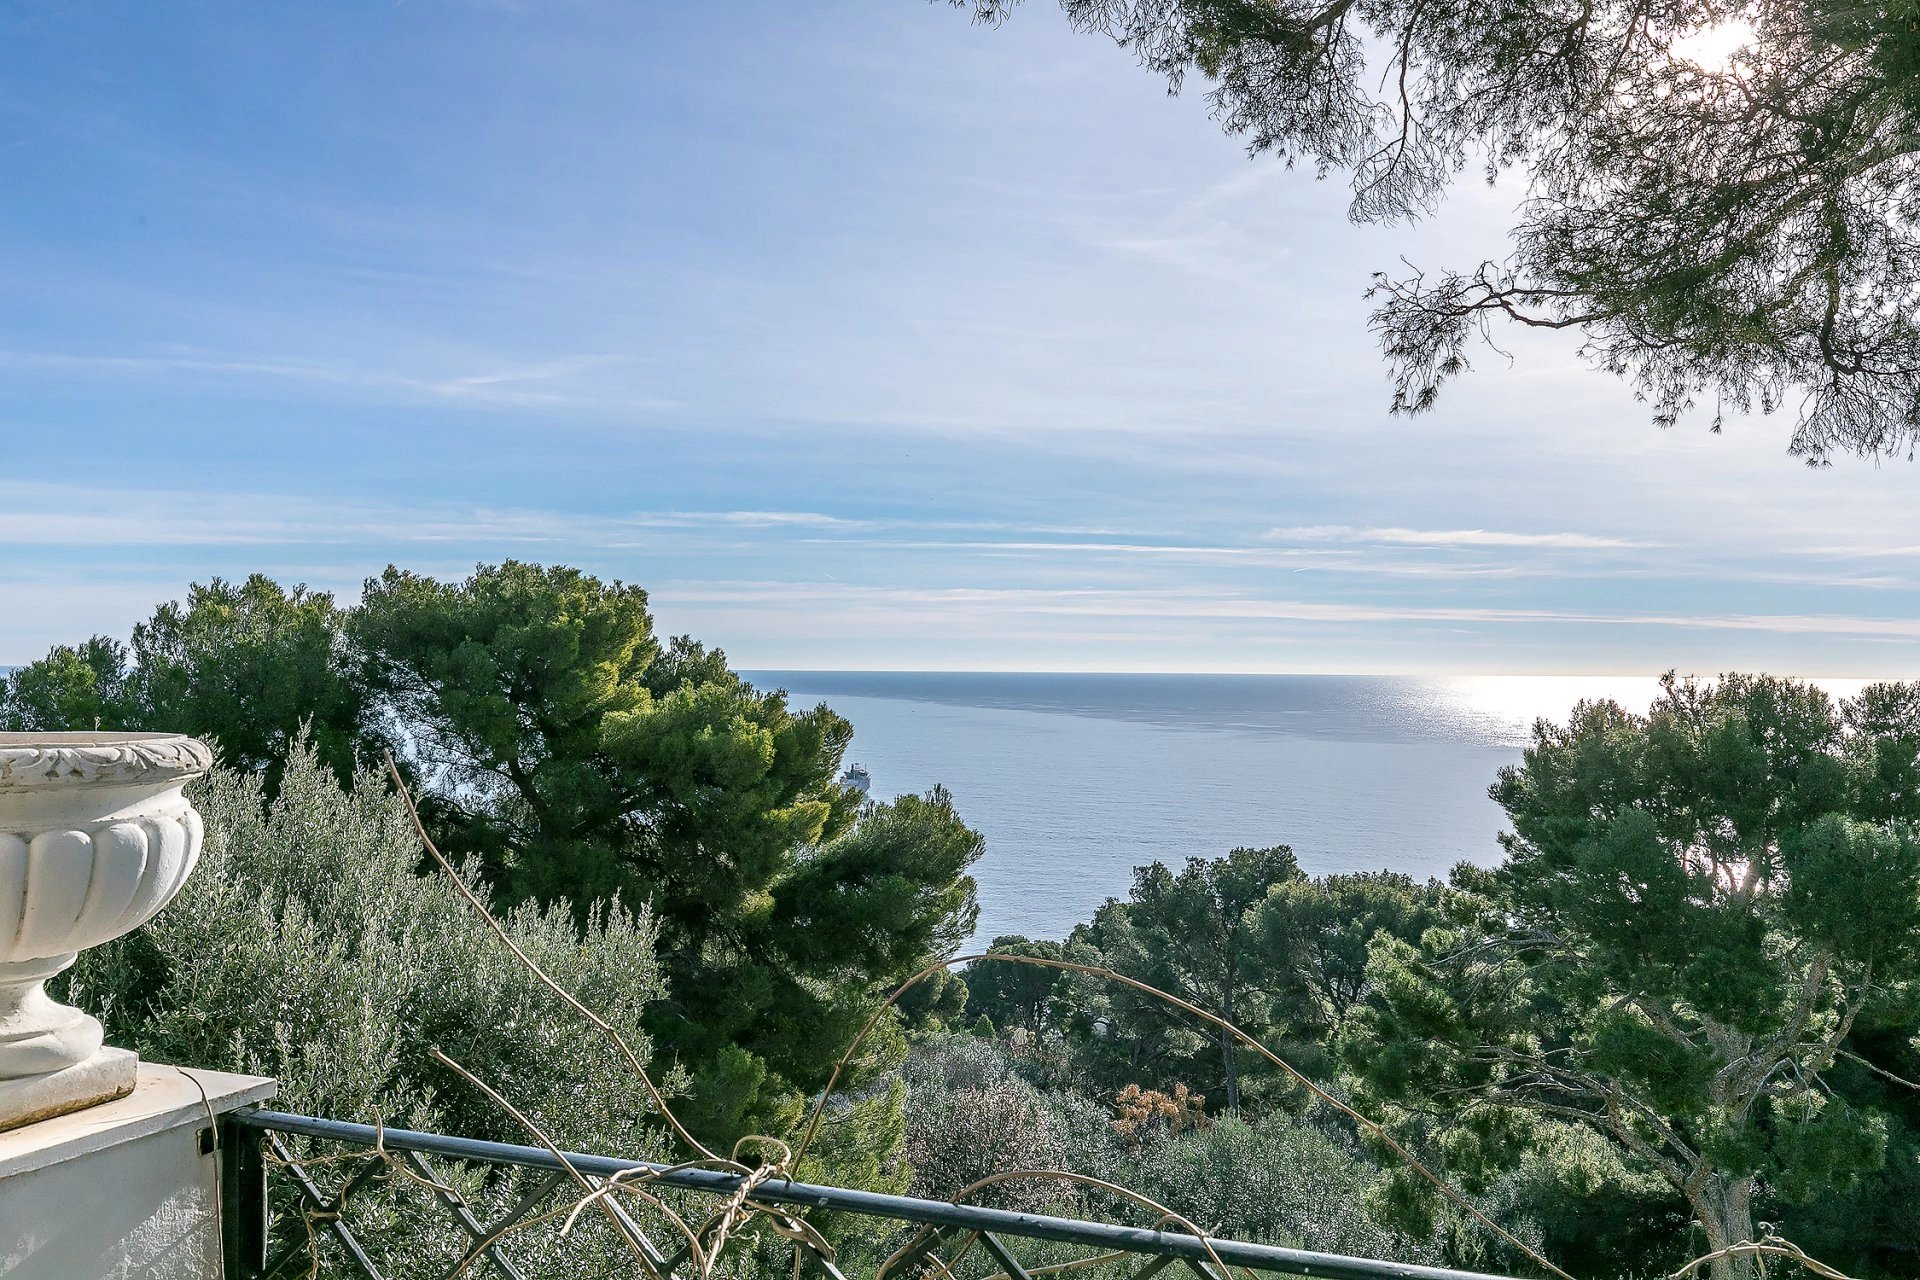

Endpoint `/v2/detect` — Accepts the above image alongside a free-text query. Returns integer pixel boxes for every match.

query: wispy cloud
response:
[0,484,876,547]
[0,480,1193,551]
[808,537,1547,578]
[659,580,1920,642]
[421,354,638,402]
[0,348,664,410]
[676,511,866,529]
[1067,167,1303,285]
[1265,525,1655,550]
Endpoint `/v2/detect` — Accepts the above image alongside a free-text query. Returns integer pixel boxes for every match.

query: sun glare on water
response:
[1433,674,1874,745]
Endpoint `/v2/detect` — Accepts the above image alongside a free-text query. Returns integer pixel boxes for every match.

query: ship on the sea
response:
[841,763,871,797]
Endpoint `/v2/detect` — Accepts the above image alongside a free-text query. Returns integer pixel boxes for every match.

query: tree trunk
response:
[1689,1173,1758,1280]
[1217,977,1242,1111]
[1219,1030,1240,1111]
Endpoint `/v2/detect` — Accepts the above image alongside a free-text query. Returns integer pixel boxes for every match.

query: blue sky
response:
[1,1,1915,675]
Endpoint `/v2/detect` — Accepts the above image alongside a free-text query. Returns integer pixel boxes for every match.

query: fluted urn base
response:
[0,1046,137,1132]
[0,953,102,1079]
[0,951,132,1132]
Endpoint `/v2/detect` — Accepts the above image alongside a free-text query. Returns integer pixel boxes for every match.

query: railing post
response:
[220,1113,268,1280]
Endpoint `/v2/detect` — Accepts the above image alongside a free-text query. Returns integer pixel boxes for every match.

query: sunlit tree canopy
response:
[955,0,1920,460]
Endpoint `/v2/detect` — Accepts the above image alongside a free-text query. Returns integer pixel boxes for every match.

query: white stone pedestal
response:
[0,1063,277,1279]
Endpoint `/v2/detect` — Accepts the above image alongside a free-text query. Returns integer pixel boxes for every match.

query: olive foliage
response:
[61,742,673,1278]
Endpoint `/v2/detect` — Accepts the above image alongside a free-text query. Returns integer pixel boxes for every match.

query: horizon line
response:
[737,666,1904,681]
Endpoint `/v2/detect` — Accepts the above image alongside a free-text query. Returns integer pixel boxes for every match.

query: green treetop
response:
[964,936,1069,1039]
[0,575,371,793]
[1072,846,1305,1111]
[1249,870,1443,1076]
[1342,673,1920,1276]
[353,561,983,1142]
[353,560,852,915]
[0,634,131,733]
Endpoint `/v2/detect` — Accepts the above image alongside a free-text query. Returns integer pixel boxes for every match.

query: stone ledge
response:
[0,1046,138,1134]
[0,1062,277,1179]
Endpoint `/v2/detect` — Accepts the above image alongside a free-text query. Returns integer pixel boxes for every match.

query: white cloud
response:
[812,537,1546,578]
[0,348,666,411]
[1264,524,1655,550]
[657,580,1920,642]
[0,483,878,547]
[680,511,865,529]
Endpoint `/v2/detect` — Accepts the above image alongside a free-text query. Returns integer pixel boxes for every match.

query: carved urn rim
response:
[0,732,214,792]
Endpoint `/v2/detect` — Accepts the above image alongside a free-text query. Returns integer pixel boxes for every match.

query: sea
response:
[746,672,1862,944]
[2,664,1864,943]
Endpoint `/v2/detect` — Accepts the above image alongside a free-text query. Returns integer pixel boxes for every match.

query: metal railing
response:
[219,1108,1527,1280]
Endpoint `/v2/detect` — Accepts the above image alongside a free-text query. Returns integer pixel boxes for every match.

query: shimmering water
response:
[745,673,1803,943]
[1,662,1860,943]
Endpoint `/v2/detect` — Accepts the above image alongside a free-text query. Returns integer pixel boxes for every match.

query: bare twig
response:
[384,750,715,1163]
[1667,1235,1855,1280]
[431,1045,685,1277]
[1837,1046,1920,1093]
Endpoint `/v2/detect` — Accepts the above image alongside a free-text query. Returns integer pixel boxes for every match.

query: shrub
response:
[899,1035,1434,1267]
[61,739,676,1277]
[1128,1111,1442,1264]
[902,1035,1077,1210]
[1112,1082,1209,1150]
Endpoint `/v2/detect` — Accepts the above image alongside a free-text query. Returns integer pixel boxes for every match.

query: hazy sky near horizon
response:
[2,2,1917,675]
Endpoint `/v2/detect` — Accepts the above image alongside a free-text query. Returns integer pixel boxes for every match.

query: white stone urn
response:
[0,733,211,1130]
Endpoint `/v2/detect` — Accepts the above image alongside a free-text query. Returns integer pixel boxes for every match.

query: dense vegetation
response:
[14,572,1920,1277]
[941,675,1920,1278]
[6,564,983,1176]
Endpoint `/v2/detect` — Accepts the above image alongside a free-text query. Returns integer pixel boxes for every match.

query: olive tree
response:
[62,740,673,1278]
